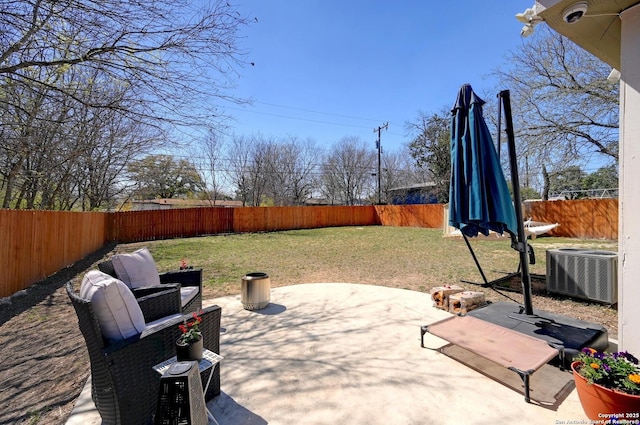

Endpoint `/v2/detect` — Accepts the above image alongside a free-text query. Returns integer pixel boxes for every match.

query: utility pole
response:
[373,122,388,204]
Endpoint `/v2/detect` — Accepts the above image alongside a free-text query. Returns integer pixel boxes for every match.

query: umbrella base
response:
[466,301,609,368]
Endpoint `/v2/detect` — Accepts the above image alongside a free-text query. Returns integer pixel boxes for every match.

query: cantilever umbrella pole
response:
[500,90,534,315]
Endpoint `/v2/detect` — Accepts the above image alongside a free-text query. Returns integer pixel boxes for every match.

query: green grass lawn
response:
[124,226,617,298]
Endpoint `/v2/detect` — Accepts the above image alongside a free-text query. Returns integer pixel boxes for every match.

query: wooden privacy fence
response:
[110,205,445,242]
[523,199,618,240]
[111,207,235,242]
[374,205,444,228]
[232,205,381,234]
[110,206,383,242]
[0,209,109,298]
[0,201,615,298]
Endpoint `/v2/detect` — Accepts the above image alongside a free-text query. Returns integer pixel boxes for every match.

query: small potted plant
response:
[176,311,204,361]
[179,258,193,270]
[571,347,640,419]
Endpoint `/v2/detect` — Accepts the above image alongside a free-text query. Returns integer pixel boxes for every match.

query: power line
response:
[223,100,404,133]
[254,101,392,124]
[224,105,378,130]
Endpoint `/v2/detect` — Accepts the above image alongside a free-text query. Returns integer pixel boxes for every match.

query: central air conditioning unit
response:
[546,248,618,304]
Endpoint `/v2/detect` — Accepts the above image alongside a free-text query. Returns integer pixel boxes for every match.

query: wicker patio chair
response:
[98,259,203,314]
[130,283,183,322]
[66,281,221,425]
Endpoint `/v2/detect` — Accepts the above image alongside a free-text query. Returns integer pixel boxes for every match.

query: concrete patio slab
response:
[66,283,589,424]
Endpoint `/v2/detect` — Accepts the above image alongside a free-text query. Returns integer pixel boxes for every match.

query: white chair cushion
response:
[180,287,199,308]
[111,247,161,289]
[80,270,146,342]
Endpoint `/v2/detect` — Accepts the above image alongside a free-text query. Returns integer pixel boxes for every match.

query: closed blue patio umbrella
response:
[449,84,534,315]
[449,84,517,238]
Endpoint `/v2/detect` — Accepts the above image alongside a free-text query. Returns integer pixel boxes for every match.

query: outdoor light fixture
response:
[562,1,588,23]
[521,23,536,37]
[516,5,544,37]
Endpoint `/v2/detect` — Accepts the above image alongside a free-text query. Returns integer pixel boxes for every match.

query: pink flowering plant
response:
[179,259,193,270]
[177,311,203,345]
[575,347,640,395]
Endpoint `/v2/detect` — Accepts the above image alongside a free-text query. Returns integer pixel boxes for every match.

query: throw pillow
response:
[80,270,146,342]
[111,247,161,289]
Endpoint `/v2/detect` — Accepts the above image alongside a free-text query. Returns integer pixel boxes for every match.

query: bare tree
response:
[1,64,161,210]
[0,66,52,208]
[0,64,86,209]
[321,137,375,206]
[1,0,250,127]
[494,26,618,197]
[261,136,320,206]
[0,0,250,210]
[78,110,161,210]
[248,138,273,206]
[259,138,286,206]
[379,150,418,204]
[194,129,228,204]
[284,137,321,206]
[227,134,257,206]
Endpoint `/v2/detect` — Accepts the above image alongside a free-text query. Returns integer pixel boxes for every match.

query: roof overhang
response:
[533,0,640,69]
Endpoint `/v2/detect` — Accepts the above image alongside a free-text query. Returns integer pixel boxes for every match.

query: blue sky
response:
[219,1,535,154]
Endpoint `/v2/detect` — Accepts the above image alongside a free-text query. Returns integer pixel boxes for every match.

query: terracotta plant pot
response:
[176,337,203,361]
[571,361,640,420]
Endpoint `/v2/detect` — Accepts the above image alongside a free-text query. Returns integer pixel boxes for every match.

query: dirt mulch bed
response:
[0,244,115,425]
